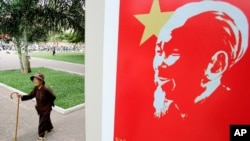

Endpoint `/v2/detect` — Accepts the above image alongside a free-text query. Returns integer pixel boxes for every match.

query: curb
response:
[45,66,85,76]
[53,103,85,114]
[31,55,85,66]
[0,83,85,115]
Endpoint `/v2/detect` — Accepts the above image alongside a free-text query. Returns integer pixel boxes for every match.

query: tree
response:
[32,0,85,42]
[27,25,49,43]
[0,0,30,73]
[55,32,83,43]
[0,0,85,73]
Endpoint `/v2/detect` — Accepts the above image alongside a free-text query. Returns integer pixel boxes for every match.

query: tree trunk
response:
[16,38,25,73]
[23,27,31,73]
[14,30,31,74]
[22,54,31,73]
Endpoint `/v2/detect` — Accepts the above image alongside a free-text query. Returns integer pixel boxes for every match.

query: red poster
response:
[114,0,250,140]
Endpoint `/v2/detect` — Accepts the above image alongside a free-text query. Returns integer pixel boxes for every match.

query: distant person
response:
[52,46,56,56]
[19,73,56,141]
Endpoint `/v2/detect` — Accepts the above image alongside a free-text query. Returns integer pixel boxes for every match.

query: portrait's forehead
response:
[158,1,248,50]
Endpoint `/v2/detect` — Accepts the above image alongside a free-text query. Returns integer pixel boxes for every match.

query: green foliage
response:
[0,0,85,73]
[55,32,83,43]
[0,67,85,109]
[27,25,49,43]
[0,0,85,43]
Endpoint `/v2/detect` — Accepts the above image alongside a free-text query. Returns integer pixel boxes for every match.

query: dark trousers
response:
[38,112,53,137]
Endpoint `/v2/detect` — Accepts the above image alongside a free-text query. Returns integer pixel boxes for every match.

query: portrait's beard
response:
[153,79,193,118]
[153,78,176,118]
[153,85,166,114]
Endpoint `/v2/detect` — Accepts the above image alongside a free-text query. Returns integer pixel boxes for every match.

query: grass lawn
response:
[31,52,85,64]
[0,67,84,109]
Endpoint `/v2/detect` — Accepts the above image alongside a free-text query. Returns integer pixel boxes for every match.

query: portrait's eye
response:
[165,48,180,57]
[156,45,163,54]
[171,49,180,56]
[171,53,180,56]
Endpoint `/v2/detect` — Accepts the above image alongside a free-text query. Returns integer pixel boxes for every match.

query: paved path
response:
[0,51,85,141]
[0,51,85,75]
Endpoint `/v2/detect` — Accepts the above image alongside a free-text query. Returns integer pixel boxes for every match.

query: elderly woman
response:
[20,73,56,141]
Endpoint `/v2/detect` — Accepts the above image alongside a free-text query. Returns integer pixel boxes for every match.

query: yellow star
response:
[135,0,173,45]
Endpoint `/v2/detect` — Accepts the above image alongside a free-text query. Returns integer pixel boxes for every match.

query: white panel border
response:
[102,0,120,140]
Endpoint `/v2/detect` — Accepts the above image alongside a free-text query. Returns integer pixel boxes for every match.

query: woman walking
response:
[19,73,56,141]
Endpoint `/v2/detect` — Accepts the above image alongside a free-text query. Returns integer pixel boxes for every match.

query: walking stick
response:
[10,92,21,141]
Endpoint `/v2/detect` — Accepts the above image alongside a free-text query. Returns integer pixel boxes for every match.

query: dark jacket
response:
[22,85,56,115]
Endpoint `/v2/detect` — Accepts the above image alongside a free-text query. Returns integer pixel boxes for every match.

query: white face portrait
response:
[152,1,249,118]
